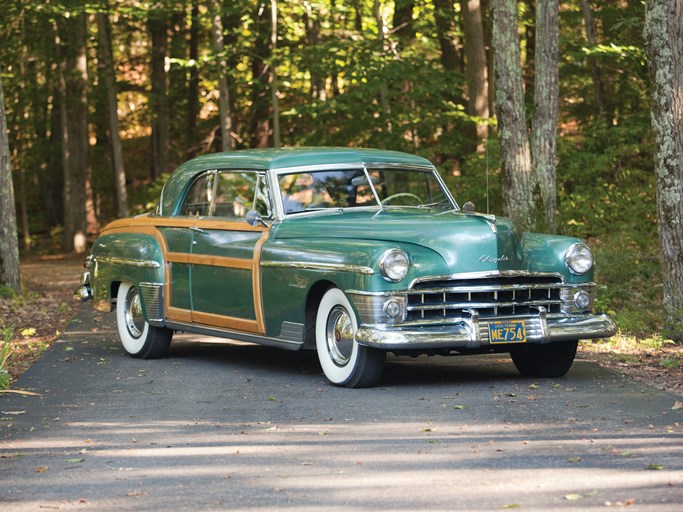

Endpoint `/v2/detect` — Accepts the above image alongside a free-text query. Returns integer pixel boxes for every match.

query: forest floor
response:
[1,254,682,397]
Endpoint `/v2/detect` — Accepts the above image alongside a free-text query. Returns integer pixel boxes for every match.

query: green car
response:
[75,147,616,387]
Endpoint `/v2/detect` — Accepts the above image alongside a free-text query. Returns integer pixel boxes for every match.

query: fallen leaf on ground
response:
[565,494,582,501]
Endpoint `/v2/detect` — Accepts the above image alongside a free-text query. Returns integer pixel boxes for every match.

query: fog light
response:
[384,299,401,318]
[574,290,591,310]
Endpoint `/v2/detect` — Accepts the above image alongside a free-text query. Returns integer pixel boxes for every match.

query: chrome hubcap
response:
[326,306,354,366]
[124,287,145,339]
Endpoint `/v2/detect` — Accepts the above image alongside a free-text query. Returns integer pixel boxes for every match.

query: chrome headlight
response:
[379,249,410,282]
[565,242,593,275]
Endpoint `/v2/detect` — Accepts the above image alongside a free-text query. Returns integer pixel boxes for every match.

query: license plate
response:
[488,320,527,344]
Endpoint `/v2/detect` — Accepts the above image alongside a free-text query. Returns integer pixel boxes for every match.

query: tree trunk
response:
[644,0,683,342]
[530,0,559,232]
[393,0,415,46]
[580,0,608,124]
[16,13,31,249]
[97,11,128,218]
[249,4,271,148]
[461,0,490,146]
[491,0,533,229]
[187,0,199,156]
[210,0,233,152]
[434,0,460,72]
[58,13,89,254]
[271,0,280,148]
[373,0,391,141]
[149,12,169,179]
[0,79,21,293]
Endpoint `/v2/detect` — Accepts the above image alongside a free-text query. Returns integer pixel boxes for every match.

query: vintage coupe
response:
[76,148,616,387]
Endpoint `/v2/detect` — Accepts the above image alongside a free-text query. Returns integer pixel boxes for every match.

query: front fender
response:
[521,233,594,283]
[260,238,449,336]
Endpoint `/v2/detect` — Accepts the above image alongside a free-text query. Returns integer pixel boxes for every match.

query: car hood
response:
[272,208,525,273]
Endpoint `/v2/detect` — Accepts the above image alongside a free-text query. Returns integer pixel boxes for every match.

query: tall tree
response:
[209,0,233,151]
[58,10,89,253]
[97,9,128,218]
[270,0,280,148]
[186,0,200,155]
[148,8,169,178]
[434,0,460,73]
[0,79,21,293]
[530,0,559,232]
[644,0,683,341]
[579,0,607,124]
[491,0,533,229]
[461,0,490,146]
[249,3,271,148]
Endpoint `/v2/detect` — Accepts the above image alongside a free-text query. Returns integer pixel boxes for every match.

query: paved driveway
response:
[1,304,682,511]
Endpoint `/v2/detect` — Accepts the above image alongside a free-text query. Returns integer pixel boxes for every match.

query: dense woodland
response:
[0,0,681,340]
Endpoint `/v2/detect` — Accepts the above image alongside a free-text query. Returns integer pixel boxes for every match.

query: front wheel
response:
[116,282,172,359]
[315,288,386,388]
[509,340,578,378]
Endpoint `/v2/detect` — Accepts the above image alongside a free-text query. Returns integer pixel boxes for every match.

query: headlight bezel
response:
[565,242,594,275]
[378,248,410,282]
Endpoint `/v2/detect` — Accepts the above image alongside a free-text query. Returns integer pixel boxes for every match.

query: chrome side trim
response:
[164,321,304,351]
[278,321,305,344]
[94,256,161,269]
[261,261,375,275]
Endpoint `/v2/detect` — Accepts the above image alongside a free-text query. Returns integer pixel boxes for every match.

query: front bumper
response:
[355,313,617,350]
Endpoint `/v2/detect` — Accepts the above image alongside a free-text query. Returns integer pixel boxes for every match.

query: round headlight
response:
[565,242,593,275]
[379,249,410,282]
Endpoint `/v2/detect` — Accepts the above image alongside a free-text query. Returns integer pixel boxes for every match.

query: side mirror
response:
[462,201,476,212]
[246,210,269,227]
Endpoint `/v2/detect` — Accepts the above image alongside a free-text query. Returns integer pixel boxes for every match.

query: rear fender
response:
[90,233,165,320]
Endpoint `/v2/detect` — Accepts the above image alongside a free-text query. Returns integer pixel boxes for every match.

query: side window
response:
[212,171,272,219]
[179,173,215,216]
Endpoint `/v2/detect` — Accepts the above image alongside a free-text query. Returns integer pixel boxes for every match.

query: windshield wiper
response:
[417,199,453,209]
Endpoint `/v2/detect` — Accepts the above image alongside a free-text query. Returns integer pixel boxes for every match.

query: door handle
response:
[190,226,207,234]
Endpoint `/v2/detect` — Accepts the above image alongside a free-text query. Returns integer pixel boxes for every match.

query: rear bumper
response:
[355,313,617,350]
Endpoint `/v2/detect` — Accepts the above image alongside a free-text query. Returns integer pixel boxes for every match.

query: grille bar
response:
[406,275,564,322]
[407,299,564,312]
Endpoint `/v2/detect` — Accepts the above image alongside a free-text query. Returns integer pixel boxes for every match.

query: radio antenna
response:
[485,139,490,214]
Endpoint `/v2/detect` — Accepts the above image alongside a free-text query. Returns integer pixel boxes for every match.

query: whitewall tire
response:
[315,288,385,388]
[116,282,172,359]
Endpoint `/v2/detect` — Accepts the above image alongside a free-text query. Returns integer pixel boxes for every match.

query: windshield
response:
[278,167,454,215]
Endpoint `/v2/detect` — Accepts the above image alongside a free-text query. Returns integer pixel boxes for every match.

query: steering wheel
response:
[381,192,422,205]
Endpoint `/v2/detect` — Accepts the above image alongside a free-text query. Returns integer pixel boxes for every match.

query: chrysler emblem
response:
[479,254,510,263]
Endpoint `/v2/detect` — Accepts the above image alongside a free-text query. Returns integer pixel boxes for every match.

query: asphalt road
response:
[1,304,682,511]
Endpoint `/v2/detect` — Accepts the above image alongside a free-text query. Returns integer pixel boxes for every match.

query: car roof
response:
[160,147,435,215]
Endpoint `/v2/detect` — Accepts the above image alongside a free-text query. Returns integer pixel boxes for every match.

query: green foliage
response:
[0,325,14,390]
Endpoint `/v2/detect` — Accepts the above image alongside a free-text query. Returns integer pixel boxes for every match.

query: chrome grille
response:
[407,274,564,322]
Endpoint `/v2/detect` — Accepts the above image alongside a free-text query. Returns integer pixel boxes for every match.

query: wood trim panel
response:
[191,311,260,332]
[100,218,270,335]
[186,254,253,270]
[252,230,270,334]
[166,306,192,323]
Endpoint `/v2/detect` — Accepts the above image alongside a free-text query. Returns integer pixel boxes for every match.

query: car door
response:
[188,170,271,334]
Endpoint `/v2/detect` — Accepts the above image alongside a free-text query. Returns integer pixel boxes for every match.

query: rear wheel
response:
[116,282,172,359]
[510,340,578,378]
[315,288,385,388]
